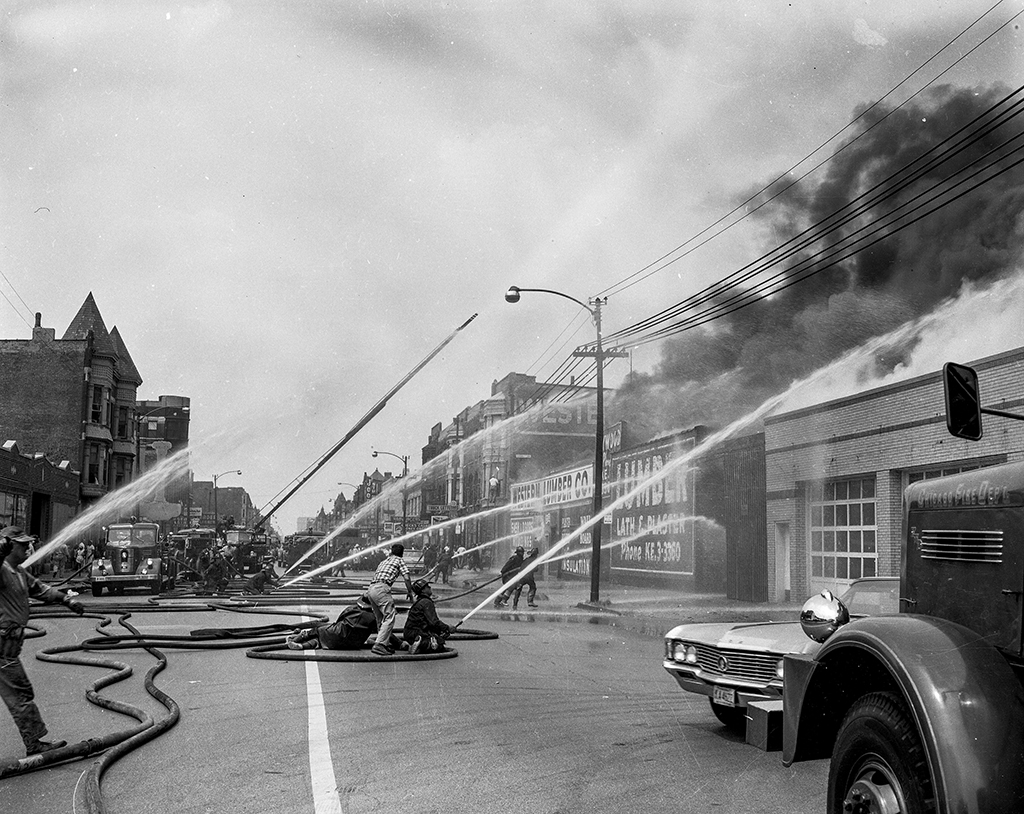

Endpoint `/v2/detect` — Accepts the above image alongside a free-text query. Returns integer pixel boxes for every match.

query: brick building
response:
[0,294,144,512]
[0,440,79,541]
[764,346,1024,603]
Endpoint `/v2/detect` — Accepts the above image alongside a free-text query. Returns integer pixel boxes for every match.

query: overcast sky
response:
[2,1,1022,535]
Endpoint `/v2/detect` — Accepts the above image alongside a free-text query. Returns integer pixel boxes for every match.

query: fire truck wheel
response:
[828,691,936,814]
[91,583,103,597]
[708,699,746,732]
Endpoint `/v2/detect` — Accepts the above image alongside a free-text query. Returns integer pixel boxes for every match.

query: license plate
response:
[713,686,737,706]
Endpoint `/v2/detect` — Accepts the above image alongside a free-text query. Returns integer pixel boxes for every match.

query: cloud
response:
[853,18,888,48]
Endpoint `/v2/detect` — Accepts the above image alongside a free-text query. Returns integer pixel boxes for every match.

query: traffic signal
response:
[943,362,983,441]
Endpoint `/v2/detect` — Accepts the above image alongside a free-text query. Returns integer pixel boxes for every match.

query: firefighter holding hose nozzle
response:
[403,579,452,654]
[0,526,84,758]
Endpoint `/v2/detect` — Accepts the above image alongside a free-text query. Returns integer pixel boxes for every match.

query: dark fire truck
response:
[782,362,1024,814]
[90,520,177,596]
[224,527,270,573]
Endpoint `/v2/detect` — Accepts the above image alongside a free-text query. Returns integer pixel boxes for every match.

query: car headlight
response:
[147,558,154,566]
[776,659,785,679]
[685,645,698,664]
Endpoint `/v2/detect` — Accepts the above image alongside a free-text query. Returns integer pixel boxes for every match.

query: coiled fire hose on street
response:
[1,588,498,813]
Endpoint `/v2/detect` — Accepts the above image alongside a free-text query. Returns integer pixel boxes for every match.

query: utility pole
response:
[505,286,627,603]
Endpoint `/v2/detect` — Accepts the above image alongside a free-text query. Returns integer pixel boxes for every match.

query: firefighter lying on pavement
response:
[286,594,403,651]
[0,526,85,757]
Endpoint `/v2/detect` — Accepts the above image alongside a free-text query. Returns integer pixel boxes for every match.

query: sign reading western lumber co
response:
[609,433,697,576]
[511,465,595,581]
[511,464,593,508]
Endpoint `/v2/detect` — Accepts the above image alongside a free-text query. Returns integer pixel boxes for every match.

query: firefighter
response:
[202,550,230,594]
[0,526,85,757]
[243,563,279,594]
[286,594,402,651]
[494,546,525,607]
[403,579,452,654]
[511,547,541,609]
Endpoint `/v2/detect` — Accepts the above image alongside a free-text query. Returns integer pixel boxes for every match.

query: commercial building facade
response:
[764,346,1024,603]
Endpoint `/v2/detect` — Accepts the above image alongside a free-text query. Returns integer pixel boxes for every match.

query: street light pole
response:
[212,469,242,537]
[372,449,409,534]
[504,286,626,604]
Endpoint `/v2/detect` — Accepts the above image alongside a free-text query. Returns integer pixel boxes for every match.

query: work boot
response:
[370,643,391,656]
[27,739,67,756]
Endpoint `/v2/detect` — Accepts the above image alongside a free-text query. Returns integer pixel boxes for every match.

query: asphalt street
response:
[0,575,825,814]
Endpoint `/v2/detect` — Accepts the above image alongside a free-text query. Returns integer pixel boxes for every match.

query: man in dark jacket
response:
[403,579,452,654]
[243,563,279,594]
[511,547,541,609]
[286,594,401,651]
[0,526,85,757]
[494,546,525,607]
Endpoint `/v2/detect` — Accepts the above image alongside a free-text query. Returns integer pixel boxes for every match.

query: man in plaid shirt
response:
[366,543,414,656]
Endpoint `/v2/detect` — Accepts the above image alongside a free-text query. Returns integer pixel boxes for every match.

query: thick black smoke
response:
[610,83,1024,443]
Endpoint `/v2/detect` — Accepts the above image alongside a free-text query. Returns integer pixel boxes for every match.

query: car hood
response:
[664,620,818,655]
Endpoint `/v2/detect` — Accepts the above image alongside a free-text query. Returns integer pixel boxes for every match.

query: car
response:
[662,576,899,730]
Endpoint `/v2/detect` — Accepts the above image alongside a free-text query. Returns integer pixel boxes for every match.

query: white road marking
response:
[303,613,344,814]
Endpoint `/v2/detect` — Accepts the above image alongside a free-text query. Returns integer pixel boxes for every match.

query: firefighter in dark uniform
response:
[0,526,85,757]
[494,546,525,607]
[511,547,541,609]
[403,579,452,653]
[286,594,402,651]
[243,563,279,594]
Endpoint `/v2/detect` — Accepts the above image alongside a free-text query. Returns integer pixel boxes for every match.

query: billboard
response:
[609,433,697,576]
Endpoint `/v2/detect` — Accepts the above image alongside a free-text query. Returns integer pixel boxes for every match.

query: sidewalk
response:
[430,568,808,637]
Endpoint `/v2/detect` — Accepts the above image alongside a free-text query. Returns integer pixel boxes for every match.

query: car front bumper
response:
[663,661,782,708]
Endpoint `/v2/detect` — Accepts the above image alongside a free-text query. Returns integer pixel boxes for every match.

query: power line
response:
[597,0,1017,301]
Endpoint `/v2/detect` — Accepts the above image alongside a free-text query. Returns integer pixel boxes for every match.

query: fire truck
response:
[782,363,1024,814]
[224,527,270,573]
[167,527,219,573]
[90,521,177,596]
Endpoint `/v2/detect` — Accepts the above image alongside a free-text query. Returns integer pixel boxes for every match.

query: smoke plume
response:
[611,83,1024,443]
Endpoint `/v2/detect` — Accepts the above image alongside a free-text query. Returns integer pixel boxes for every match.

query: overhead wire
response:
[514,2,1021,408]
[607,89,1024,347]
[596,0,1016,301]
[605,83,1024,343]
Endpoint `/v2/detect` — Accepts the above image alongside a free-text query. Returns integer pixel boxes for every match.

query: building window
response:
[90,385,104,424]
[0,491,28,528]
[117,406,130,440]
[87,444,108,486]
[809,476,877,584]
[907,463,983,485]
[114,457,130,489]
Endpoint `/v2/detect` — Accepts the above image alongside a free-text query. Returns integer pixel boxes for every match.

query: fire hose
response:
[1,594,497,812]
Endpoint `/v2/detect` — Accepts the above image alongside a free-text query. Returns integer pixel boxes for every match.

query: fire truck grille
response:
[692,644,779,683]
[920,529,1004,563]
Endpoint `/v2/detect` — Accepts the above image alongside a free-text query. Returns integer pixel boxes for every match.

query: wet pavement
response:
[426,568,808,638]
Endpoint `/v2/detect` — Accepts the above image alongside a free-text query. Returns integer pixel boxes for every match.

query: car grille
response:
[690,643,779,684]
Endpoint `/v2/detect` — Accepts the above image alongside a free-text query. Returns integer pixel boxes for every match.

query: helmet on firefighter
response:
[412,579,432,596]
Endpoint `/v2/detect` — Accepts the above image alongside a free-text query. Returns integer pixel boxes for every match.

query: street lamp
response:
[505,285,625,604]
[372,449,409,534]
[212,470,242,536]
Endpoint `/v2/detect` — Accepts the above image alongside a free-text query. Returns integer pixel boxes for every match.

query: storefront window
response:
[0,491,28,528]
[809,476,877,584]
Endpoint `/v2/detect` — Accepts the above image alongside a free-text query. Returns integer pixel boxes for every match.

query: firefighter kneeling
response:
[403,579,451,654]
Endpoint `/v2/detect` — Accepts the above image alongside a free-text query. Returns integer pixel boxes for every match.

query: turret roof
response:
[61,292,116,358]
[109,326,143,385]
